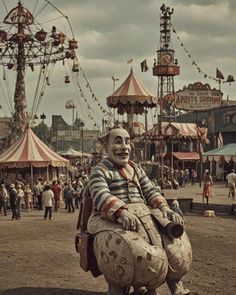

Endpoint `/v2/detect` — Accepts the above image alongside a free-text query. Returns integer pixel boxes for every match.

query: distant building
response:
[50,115,101,153]
[175,100,236,149]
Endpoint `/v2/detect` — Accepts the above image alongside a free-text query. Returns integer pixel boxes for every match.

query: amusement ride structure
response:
[150,4,180,177]
[0,1,79,142]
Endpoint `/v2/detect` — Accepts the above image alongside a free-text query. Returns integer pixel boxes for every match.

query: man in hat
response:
[9,184,18,220]
[87,127,192,295]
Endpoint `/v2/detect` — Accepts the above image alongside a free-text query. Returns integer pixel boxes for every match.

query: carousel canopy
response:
[202,144,236,162]
[59,148,92,158]
[145,122,198,139]
[0,128,69,168]
[107,68,157,113]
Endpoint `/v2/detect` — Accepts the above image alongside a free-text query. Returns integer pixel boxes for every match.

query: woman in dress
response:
[24,184,33,212]
[202,170,214,205]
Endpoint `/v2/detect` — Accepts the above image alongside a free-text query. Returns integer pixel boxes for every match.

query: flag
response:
[216,67,224,80]
[65,99,75,109]
[140,59,149,72]
[127,58,133,64]
[217,132,223,148]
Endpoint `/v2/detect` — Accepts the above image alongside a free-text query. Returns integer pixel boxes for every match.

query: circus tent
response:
[0,128,69,168]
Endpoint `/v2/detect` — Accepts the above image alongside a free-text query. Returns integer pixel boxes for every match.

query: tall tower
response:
[153,4,180,121]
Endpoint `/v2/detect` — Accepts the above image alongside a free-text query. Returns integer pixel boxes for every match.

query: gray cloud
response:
[0,0,235,129]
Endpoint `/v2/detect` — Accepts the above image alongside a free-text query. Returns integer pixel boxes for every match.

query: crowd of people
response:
[1,164,235,220]
[152,166,236,205]
[0,174,89,220]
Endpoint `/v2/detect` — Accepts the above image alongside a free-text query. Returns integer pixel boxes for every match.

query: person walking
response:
[191,169,197,186]
[51,180,62,212]
[226,169,236,200]
[0,184,8,216]
[202,170,214,205]
[63,183,75,213]
[16,184,24,219]
[24,184,33,212]
[33,180,43,210]
[42,184,54,220]
[9,184,18,220]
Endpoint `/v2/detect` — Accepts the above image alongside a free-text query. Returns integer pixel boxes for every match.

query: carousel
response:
[107,67,157,137]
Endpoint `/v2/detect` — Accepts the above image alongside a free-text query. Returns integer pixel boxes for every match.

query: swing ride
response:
[0,0,112,153]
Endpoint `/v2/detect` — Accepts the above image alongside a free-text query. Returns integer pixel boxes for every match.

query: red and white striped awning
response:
[107,68,157,108]
[145,122,198,139]
[0,128,69,168]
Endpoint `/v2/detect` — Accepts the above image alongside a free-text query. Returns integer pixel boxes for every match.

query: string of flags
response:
[78,66,113,117]
[71,72,101,124]
[171,23,235,84]
[65,59,102,126]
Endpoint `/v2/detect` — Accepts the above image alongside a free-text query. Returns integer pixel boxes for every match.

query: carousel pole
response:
[30,163,33,189]
[46,165,49,181]
[12,20,27,138]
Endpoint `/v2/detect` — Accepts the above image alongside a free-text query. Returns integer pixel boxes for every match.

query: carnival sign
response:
[175,82,222,111]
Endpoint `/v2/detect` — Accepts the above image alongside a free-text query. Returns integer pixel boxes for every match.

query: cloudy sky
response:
[0,0,236,129]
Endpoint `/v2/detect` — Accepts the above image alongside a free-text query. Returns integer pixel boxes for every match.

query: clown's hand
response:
[161,206,184,225]
[117,210,141,232]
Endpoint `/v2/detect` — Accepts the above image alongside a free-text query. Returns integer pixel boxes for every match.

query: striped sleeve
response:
[89,167,127,220]
[137,166,168,208]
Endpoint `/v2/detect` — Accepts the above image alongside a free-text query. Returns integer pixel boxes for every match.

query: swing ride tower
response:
[0,1,78,140]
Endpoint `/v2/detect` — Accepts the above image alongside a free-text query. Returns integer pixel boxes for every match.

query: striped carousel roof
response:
[107,68,157,107]
[0,128,69,168]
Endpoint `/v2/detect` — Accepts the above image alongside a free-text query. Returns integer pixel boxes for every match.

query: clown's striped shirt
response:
[89,158,167,220]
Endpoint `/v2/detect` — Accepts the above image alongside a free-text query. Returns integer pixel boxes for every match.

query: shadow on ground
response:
[0,288,105,295]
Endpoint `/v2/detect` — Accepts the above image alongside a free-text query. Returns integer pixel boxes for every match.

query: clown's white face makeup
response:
[107,129,131,167]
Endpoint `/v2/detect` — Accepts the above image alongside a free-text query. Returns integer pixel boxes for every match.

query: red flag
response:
[216,67,224,79]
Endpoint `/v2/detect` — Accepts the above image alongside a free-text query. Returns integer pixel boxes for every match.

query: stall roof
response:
[202,143,236,162]
[163,152,200,161]
[146,122,198,139]
[59,148,92,158]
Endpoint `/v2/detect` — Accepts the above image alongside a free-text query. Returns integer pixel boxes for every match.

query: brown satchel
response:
[75,186,101,278]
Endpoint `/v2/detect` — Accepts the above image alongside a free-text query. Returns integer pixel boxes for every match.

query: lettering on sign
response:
[175,82,222,111]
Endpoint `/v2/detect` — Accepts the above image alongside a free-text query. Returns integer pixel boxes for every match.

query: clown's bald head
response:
[99,128,131,167]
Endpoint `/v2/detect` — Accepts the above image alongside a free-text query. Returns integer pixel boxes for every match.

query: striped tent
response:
[0,128,69,168]
[107,68,157,113]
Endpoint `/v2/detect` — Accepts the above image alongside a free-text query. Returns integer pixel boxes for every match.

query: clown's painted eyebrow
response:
[114,136,130,143]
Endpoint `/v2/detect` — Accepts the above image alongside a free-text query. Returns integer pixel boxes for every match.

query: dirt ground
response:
[0,206,236,295]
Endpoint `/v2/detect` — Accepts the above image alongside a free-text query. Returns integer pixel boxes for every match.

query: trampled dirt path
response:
[0,209,235,295]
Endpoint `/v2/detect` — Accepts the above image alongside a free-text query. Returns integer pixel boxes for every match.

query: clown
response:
[87,127,192,295]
